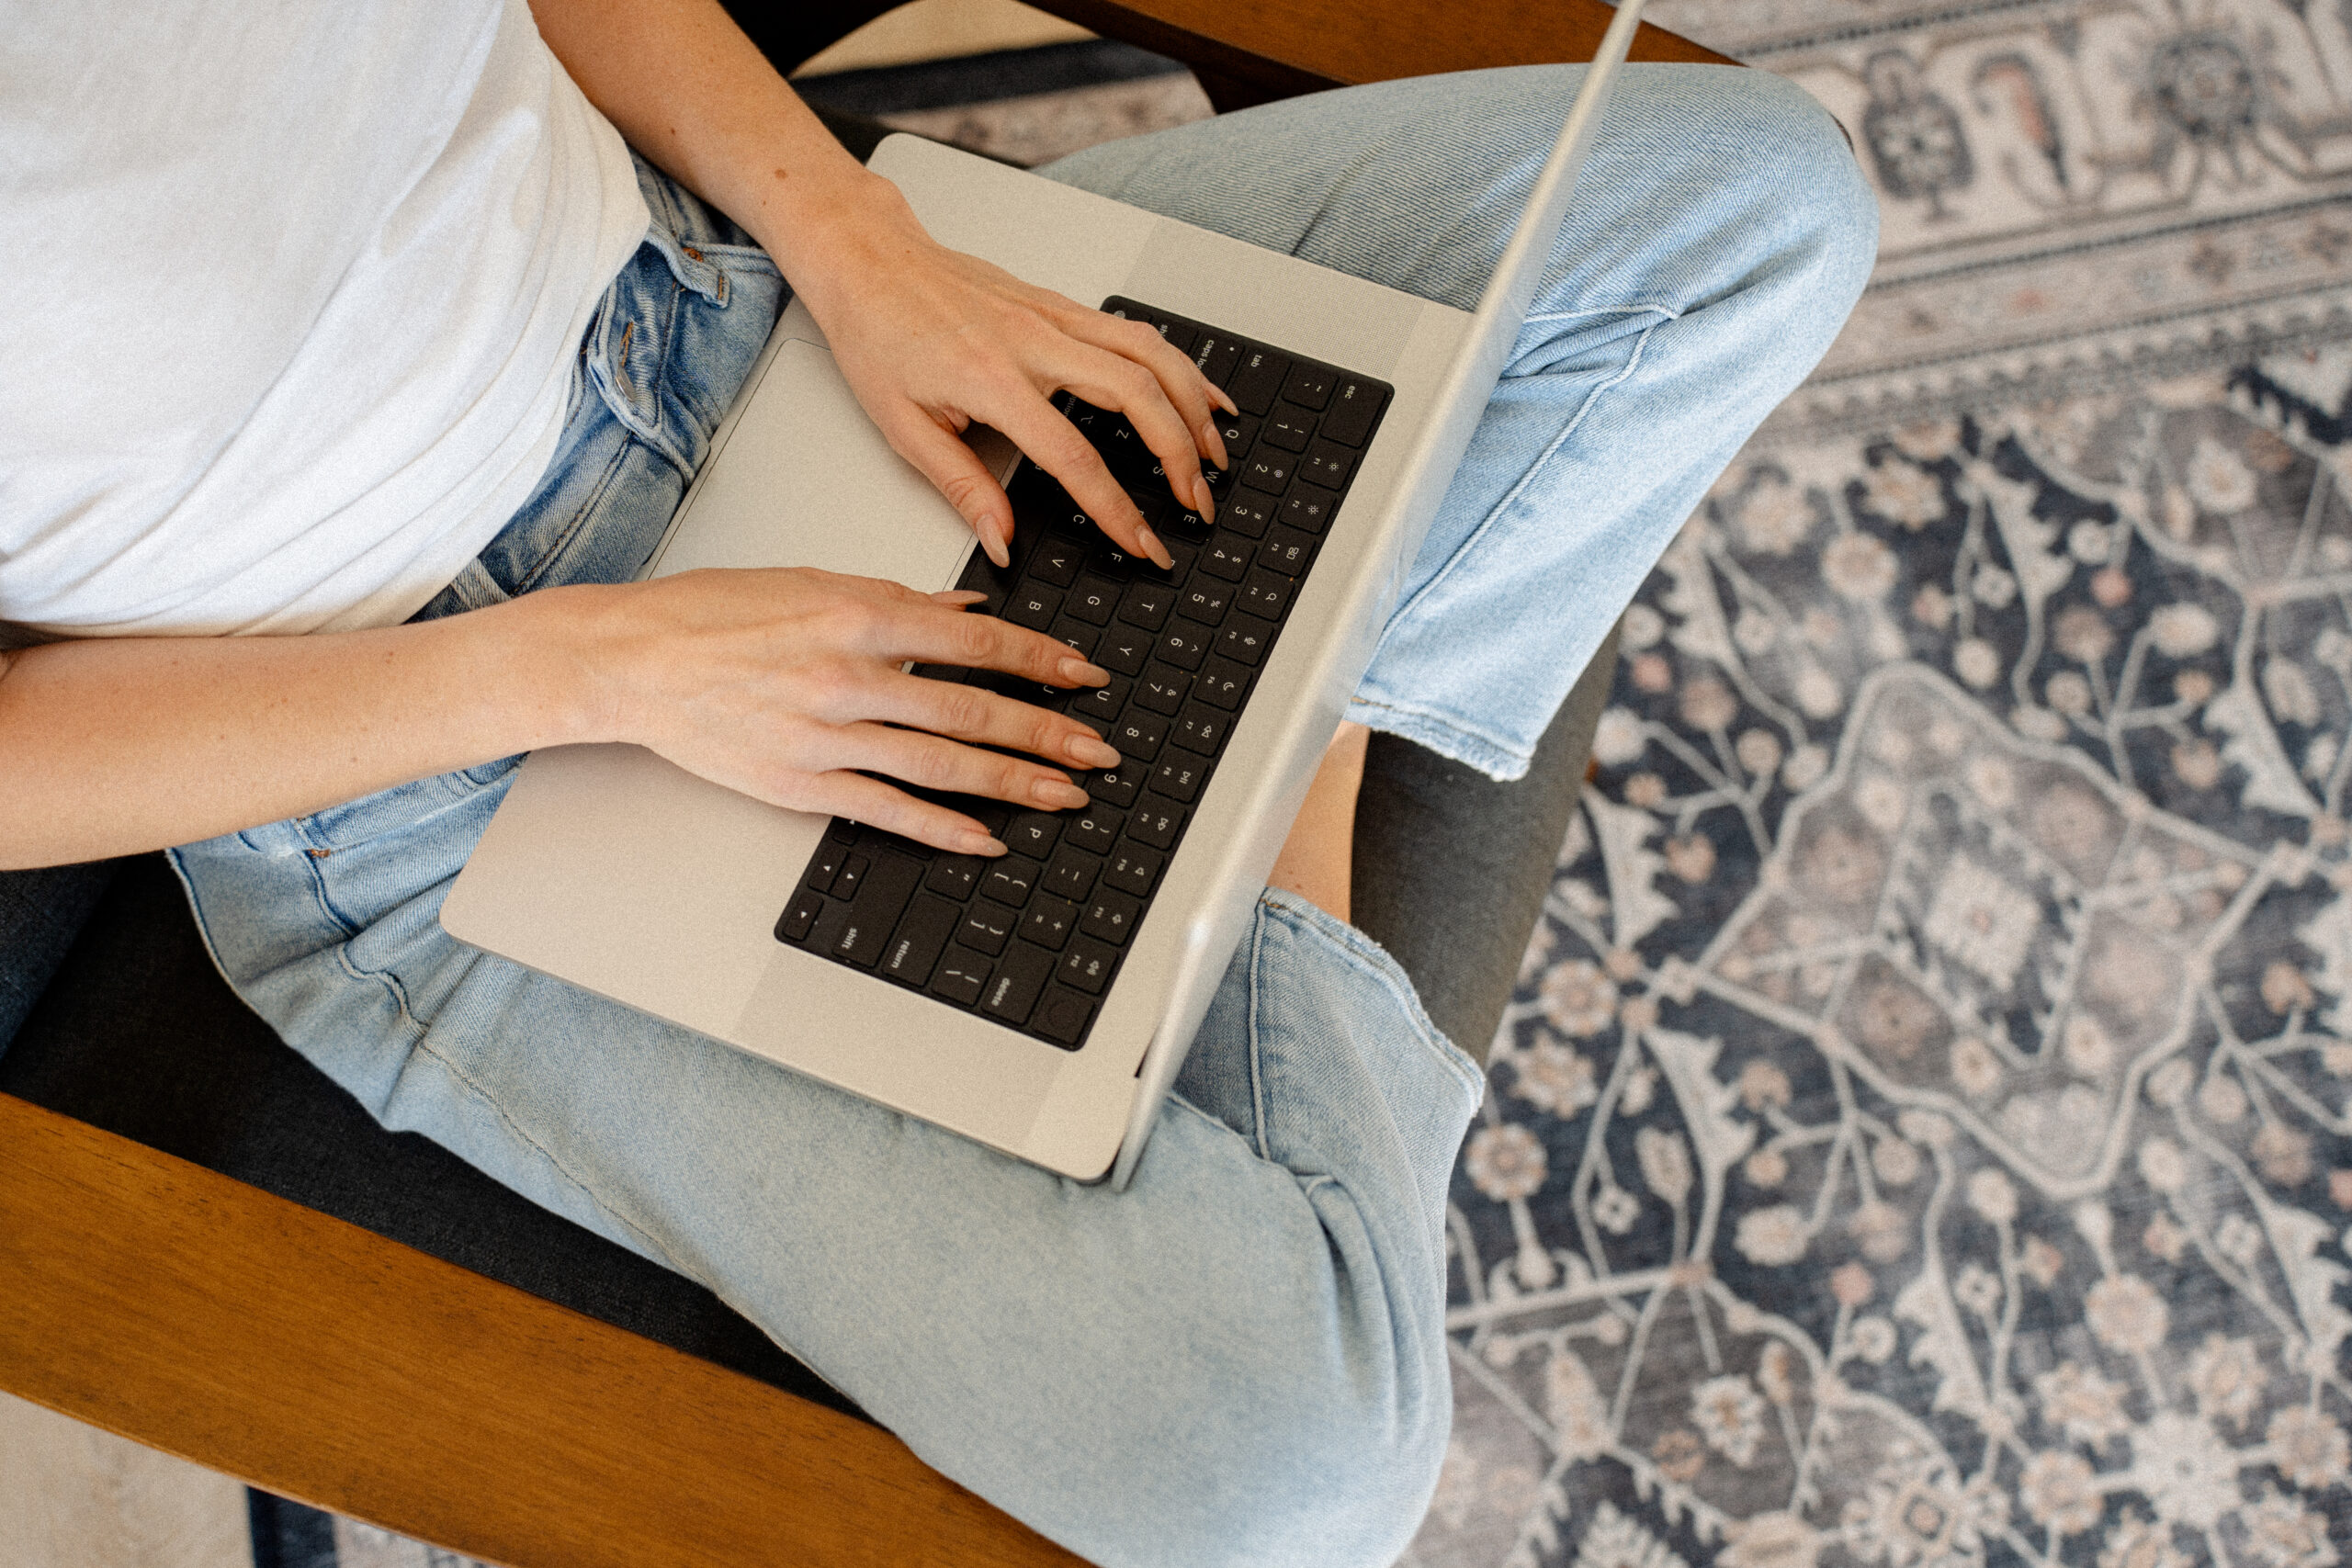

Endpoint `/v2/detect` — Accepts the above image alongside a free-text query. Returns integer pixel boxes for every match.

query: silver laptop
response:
[442,1,1647,1187]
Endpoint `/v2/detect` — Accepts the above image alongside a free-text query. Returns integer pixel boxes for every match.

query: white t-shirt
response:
[0,0,650,638]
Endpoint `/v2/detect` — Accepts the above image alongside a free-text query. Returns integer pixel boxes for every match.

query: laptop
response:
[441,0,1648,1188]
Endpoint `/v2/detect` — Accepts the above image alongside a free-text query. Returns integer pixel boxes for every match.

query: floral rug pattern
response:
[1406,3,2352,1566]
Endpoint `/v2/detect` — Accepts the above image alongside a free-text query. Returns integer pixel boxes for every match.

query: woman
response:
[0,1,1874,1561]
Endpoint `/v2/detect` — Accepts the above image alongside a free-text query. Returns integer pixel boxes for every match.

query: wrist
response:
[492,583,642,751]
[746,167,924,322]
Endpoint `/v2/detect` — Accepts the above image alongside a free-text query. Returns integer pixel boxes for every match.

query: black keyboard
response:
[773,298,1393,1052]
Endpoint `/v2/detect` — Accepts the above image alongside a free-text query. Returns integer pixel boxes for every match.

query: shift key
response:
[827,849,923,967]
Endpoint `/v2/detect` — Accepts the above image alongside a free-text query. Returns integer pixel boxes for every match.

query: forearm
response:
[0,592,605,869]
[527,0,901,316]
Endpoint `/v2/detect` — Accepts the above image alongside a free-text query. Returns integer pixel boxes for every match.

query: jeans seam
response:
[1362,311,1665,679]
[408,1030,685,1266]
[291,820,363,939]
[1256,890,1486,1097]
[1243,903,1274,1163]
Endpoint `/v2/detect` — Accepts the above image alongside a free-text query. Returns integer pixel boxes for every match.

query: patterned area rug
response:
[1406,4,2352,1567]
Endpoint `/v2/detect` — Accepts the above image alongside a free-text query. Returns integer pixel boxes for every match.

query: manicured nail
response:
[933,589,988,606]
[1034,777,1091,809]
[1136,523,1173,570]
[1191,476,1216,522]
[1211,385,1239,416]
[960,831,1008,856]
[1057,656,1110,686]
[1202,423,1229,470]
[982,519,1011,569]
[1069,734,1121,768]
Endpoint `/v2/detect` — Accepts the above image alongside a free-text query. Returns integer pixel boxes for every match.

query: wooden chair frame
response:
[0,6,1727,1564]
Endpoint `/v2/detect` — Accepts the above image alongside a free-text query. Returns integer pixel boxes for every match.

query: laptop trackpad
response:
[651,337,975,592]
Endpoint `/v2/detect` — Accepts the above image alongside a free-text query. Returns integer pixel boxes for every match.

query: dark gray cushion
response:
[0,860,118,1055]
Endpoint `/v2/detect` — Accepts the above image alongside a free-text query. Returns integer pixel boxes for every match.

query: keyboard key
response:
[1227,347,1290,415]
[1002,811,1061,859]
[1242,450,1294,491]
[1281,485,1339,535]
[1065,575,1119,626]
[1159,624,1210,671]
[1151,756,1205,802]
[1238,569,1294,620]
[1096,626,1151,677]
[776,886,826,943]
[1261,402,1316,451]
[831,852,869,900]
[881,895,959,987]
[1282,362,1336,409]
[1088,761,1147,808]
[1057,938,1121,997]
[1196,657,1252,711]
[979,941,1056,1025]
[1216,618,1272,666]
[1021,895,1080,951]
[1046,616,1098,661]
[1113,711,1167,761]
[1212,412,1260,457]
[980,855,1043,908]
[1148,316,1196,355]
[955,541,1022,617]
[1081,887,1142,945]
[1135,664,1191,715]
[925,854,984,898]
[1172,704,1228,755]
[1129,796,1187,849]
[1104,844,1164,897]
[1259,526,1316,575]
[1067,805,1122,853]
[930,945,991,1006]
[1090,539,1143,579]
[1119,579,1175,631]
[1177,583,1231,626]
[1299,441,1355,491]
[1321,378,1385,446]
[1028,536,1085,587]
[1198,537,1252,581]
[1031,985,1096,1046]
[1220,490,1276,538]
[1071,679,1129,728]
[804,840,849,892]
[1006,586,1060,631]
[1192,332,1242,389]
[957,904,1014,955]
[1043,846,1101,901]
[828,850,922,967]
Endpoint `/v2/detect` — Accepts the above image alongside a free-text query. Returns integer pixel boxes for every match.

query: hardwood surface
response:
[0,1093,1085,1568]
[0,1391,251,1568]
[1022,0,1735,108]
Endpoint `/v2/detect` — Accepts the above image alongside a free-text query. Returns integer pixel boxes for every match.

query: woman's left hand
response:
[786,180,1236,571]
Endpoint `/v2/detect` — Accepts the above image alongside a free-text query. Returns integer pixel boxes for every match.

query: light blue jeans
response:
[171,66,1873,1567]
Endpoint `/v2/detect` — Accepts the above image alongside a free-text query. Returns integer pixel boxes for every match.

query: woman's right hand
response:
[570,566,1121,856]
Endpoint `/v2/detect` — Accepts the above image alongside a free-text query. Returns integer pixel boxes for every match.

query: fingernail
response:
[1192,476,1216,521]
[1069,734,1122,768]
[961,831,1008,856]
[1202,423,1229,470]
[983,520,1011,570]
[1136,524,1173,570]
[1057,656,1110,686]
[1034,777,1091,809]
[934,589,988,606]
[1213,386,1239,415]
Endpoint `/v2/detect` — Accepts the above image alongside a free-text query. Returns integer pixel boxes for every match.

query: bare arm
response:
[527,0,1234,570]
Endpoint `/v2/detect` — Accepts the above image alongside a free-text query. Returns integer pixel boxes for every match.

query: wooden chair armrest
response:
[1020,0,1736,108]
[0,1092,1081,1568]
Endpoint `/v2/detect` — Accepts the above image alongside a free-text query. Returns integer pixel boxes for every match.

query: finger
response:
[850,592,1109,689]
[874,670,1122,772]
[804,770,1007,857]
[986,391,1173,569]
[1058,344,1217,525]
[881,406,1017,568]
[845,721,1096,813]
[1065,310,1229,470]
[932,589,987,606]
